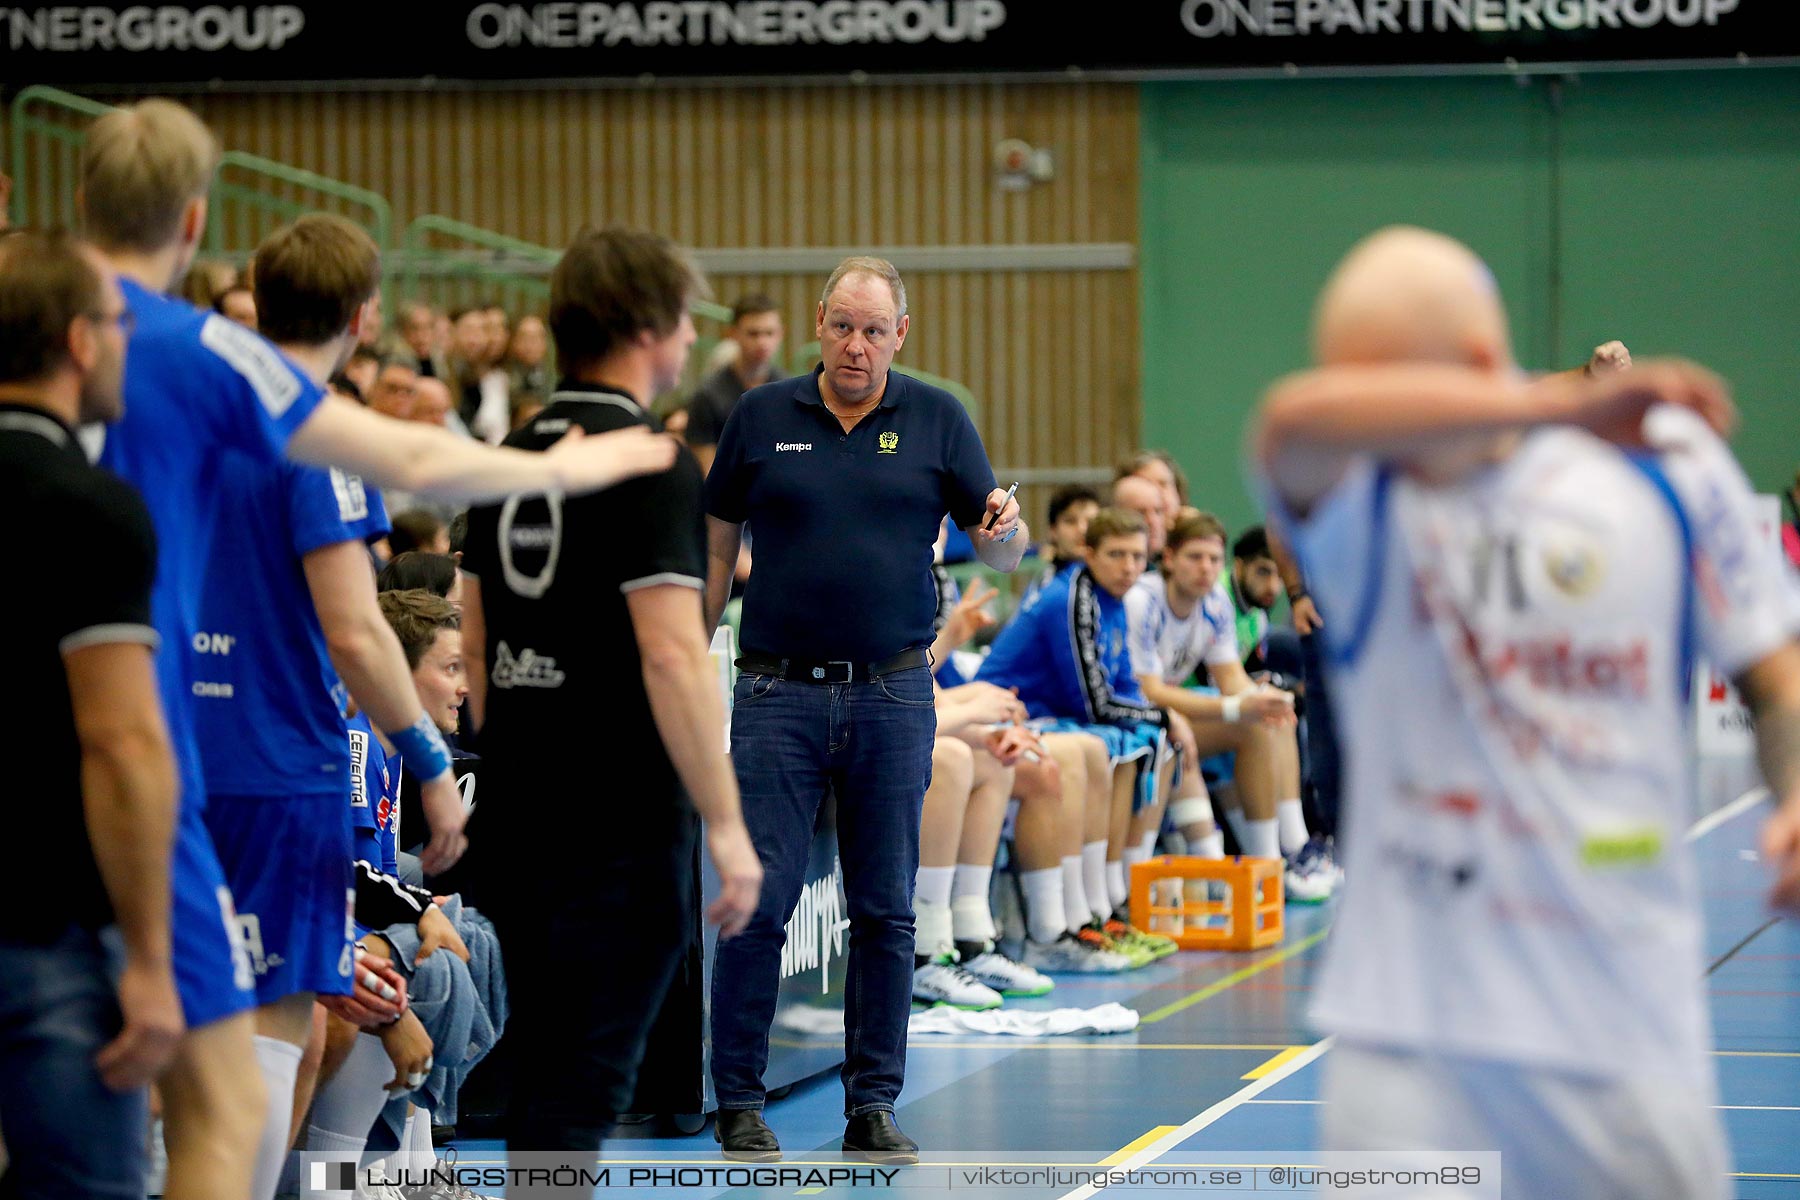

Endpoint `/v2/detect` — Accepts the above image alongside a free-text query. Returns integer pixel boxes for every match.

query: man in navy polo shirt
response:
[703,256,1025,1162]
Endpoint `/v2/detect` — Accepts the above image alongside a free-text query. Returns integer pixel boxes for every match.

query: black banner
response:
[2,1,1793,89]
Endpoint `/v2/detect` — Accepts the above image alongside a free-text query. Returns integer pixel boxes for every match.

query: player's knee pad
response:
[1169,796,1216,830]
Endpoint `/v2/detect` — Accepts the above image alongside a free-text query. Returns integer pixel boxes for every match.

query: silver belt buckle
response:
[826,660,854,683]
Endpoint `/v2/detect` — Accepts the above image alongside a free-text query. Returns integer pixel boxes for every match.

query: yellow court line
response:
[794,1189,825,1195]
[1139,927,1331,1025]
[1241,1046,1309,1080]
[1099,1126,1180,1167]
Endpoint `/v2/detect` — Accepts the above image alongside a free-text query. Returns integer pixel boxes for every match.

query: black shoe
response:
[714,1109,781,1162]
[841,1111,920,1164]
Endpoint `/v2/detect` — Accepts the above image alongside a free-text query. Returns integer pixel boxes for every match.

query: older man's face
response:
[1112,475,1168,557]
[815,273,908,407]
[412,377,452,426]
[369,364,418,420]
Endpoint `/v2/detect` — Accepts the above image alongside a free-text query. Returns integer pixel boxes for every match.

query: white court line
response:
[1687,786,1769,843]
[1052,784,1773,1199]
[1053,1037,1334,1200]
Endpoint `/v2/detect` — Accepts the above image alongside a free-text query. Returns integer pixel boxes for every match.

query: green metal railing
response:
[7,85,982,423]
[8,85,389,259]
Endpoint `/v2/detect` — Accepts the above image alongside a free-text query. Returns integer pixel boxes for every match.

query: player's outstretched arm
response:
[1254,359,1733,511]
[287,395,676,506]
[1743,644,1800,912]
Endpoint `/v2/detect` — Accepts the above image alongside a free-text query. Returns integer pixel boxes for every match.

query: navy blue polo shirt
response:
[706,366,996,664]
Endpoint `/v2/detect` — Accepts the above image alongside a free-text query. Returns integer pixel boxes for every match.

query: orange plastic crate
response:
[1129,855,1285,951]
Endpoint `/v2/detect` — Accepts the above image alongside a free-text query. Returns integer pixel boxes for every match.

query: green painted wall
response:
[1141,69,1800,533]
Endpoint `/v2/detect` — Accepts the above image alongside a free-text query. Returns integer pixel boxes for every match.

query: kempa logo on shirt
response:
[776,441,813,452]
[491,641,567,689]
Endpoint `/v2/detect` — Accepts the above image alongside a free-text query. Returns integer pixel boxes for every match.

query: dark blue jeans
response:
[0,927,147,1200]
[711,664,937,1118]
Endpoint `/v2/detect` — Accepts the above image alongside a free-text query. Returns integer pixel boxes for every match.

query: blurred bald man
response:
[1111,473,1168,559]
[1255,226,1800,1199]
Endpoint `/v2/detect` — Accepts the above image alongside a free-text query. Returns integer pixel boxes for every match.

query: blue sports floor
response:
[448,757,1797,1197]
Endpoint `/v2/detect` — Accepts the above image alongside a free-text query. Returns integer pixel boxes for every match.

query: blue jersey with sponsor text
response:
[347,712,401,877]
[99,279,325,829]
[193,453,388,798]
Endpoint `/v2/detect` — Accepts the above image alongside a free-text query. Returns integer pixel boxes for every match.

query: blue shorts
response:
[205,793,355,1003]
[1185,684,1237,785]
[1029,717,1169,813]
[171,812,256,1027]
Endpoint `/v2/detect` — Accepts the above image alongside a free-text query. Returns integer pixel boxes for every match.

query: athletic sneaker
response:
[1020,931,1135,973]
[1295,835,1345,886]
[1283,853,1334,904]
[913,954,1003,1010]
[1076,921,1155,969]
[1104,917,1179,960]
[961,945,1054,996]
[402,1150,499,1199]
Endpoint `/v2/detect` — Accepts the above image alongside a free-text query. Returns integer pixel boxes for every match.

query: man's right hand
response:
[1569,359,1735,446]
[418,771,469,876]
[1241,687,1297,727]
[319,947,409,1028]
[704,819,763,939]
[377,1011,434,1095]
[94,958,184,1091]
[546,426,680,495]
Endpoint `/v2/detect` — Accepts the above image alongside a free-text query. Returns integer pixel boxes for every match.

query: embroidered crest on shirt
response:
[878,431,899,454]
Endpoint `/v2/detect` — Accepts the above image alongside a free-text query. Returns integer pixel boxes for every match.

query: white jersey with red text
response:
[1277,406,1800,1084]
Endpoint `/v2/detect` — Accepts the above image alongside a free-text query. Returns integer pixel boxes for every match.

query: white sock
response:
[1119,846,1149,916]
[1106,859,1129,911]
[1221,805,1248,849]
[951,864,992,906]
[251,1035,303,1200]
[915,865,955,909]
[951,894,997,945]
[1243,817,1281,861]
[1060,856,1091,932]
[1277,799,1311,856]
[1194,830,1226,859]
[370,1111,411,1184]
[1138,830,1158,859]
[915,901,953,959]
[410,1106,436,1172]
[1081,842,1111,924]
[306,1035,396,1158]
[1020,867,1067,944]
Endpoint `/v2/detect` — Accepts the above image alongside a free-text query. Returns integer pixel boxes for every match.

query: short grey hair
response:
[820,256,907,319]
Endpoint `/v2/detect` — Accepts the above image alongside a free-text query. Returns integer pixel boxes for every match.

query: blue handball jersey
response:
[977,564,1163,727]
[193,455,388,797]
[347,712,401,877]
[98,279,325,826]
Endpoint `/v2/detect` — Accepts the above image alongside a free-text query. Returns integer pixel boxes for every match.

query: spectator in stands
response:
[344,345,382,402]
[213,283,257,330]
[397,300,446,379]
[506,313,552,395]
[410,375,452,429]
[367,359,418,421]
[176,256,237,310]
[389,509,450,558]
[683,293,784,475]
[0,227,184,1200]
[976,508,1180,964]
[462,226,760,1174]
[1124,513,1337,901]
[1112,472,1169,559]
[447,303,510,443]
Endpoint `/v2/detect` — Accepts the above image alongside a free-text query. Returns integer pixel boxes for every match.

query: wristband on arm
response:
[1221,695,1243,724]
[386,712,452,781]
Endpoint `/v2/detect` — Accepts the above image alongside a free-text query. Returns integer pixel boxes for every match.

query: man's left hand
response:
[978,487,1021,543]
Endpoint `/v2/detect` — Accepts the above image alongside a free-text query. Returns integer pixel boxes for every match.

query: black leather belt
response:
[735,647,932,684]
